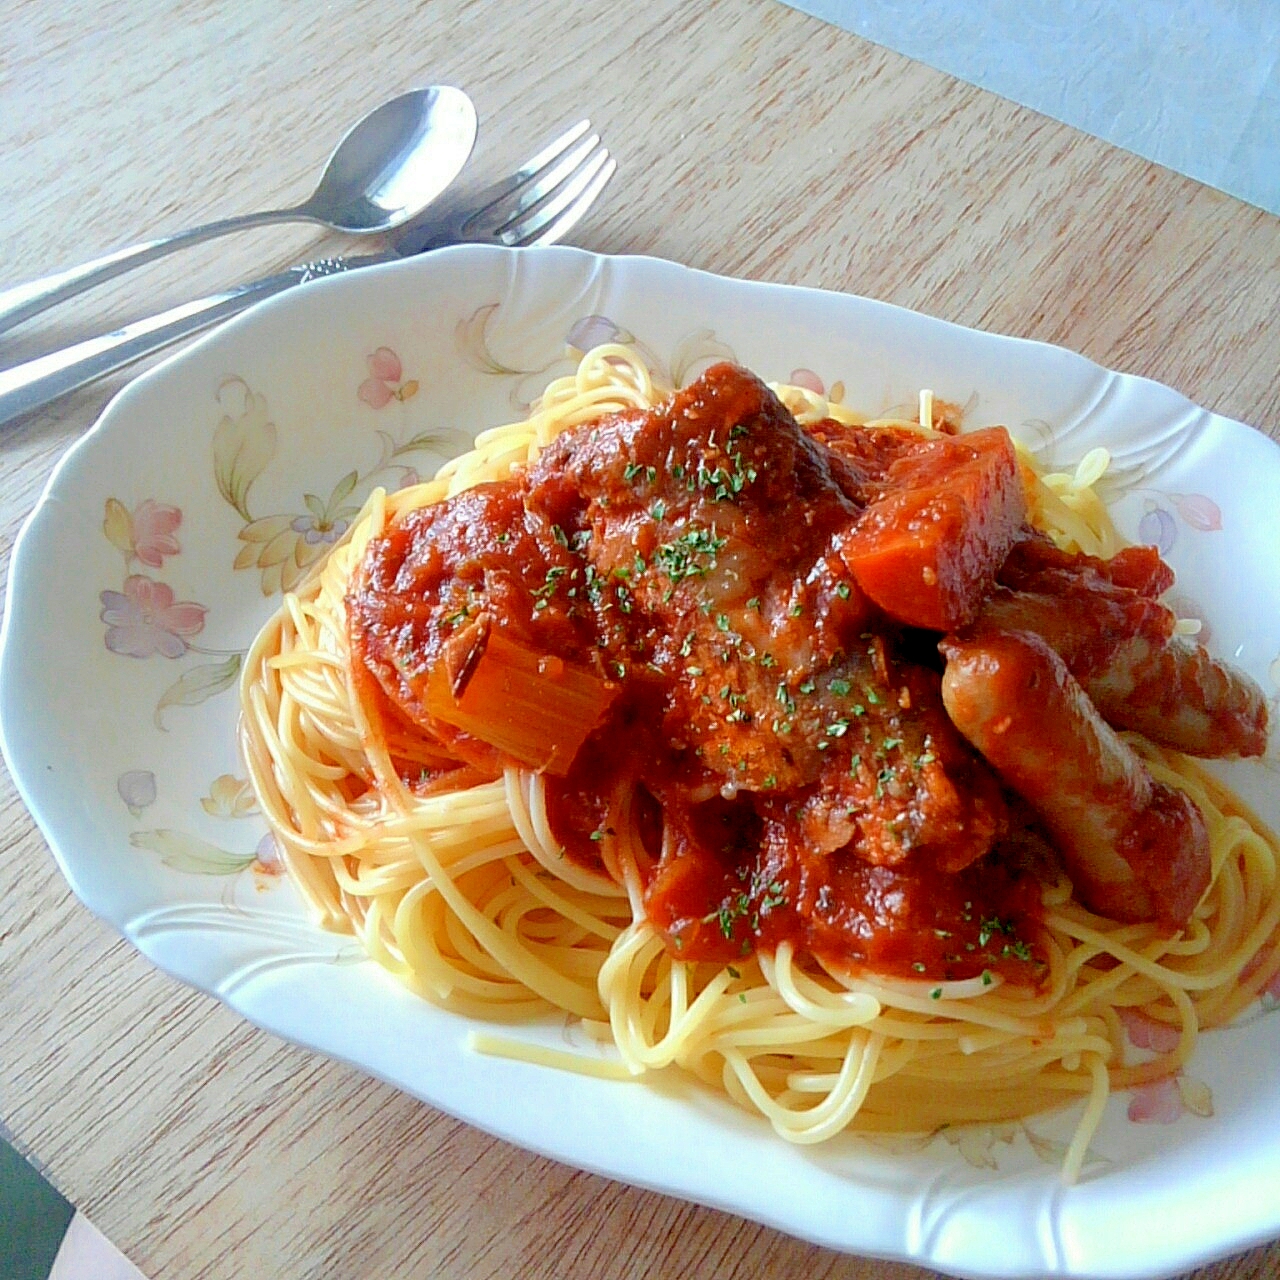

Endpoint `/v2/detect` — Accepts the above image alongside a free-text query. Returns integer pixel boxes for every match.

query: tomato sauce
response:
[347,364,1060,984]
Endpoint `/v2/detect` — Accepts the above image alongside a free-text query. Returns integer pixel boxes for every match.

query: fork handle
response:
[0,249,397,429]
[0,209,304,336]
[0,269,303,429]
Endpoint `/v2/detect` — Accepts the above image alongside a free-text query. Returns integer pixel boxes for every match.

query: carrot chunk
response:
[839,427,1025,630]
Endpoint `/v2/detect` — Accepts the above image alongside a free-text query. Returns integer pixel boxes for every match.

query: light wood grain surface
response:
[3,3,1279,1278]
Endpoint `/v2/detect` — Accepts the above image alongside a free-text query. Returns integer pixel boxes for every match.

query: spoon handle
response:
[0,253,392,429]
[0,210,305,336]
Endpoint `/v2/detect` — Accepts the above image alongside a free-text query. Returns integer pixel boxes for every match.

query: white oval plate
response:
[4,246,1280,1280]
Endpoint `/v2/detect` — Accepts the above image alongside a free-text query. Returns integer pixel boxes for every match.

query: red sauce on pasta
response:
[348,363,1246,983]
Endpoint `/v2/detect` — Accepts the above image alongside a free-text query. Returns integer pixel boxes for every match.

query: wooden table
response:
[3,2,1278,1277]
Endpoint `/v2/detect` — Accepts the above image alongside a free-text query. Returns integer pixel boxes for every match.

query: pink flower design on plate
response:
[1119,1006,1182,1053]
[100,575,207,658]
[1127,1077,1184,1124]
[103,497,183,567]
[358,347,419,408]
[130,500,183,566]
[1137,493,1223,552]
[1168,492,1223,532]
[788,368,826,396]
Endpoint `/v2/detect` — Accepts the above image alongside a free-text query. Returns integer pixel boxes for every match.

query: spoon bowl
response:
[0,85,478,335]
[302,85,478,233]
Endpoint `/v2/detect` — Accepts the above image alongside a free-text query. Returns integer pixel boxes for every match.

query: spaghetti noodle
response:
[239,346,1279,1180]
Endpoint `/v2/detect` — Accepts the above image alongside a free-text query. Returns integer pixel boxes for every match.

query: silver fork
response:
[0,121,615,430]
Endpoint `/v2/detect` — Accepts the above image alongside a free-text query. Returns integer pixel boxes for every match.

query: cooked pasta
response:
[239,345,1278,1180]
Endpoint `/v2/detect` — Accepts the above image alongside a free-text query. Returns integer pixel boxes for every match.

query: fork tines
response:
[470,119,615,248]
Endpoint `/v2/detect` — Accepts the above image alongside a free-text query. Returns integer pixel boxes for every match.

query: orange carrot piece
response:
[840,427,1025,631]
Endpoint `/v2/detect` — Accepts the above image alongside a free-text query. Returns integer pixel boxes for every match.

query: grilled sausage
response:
[940,631,1211,926]
[974,584,1268,759]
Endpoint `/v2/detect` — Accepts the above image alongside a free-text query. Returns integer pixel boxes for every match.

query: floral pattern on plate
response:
[90,302,1280,1171]
[103,349,445,886]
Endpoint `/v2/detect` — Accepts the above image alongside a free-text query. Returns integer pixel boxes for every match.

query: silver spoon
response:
[0,85,477,336]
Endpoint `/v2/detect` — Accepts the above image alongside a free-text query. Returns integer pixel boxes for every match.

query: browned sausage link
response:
[940,632,1211,927]
[1088,635,1269,760]
[975,588,1269,759]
